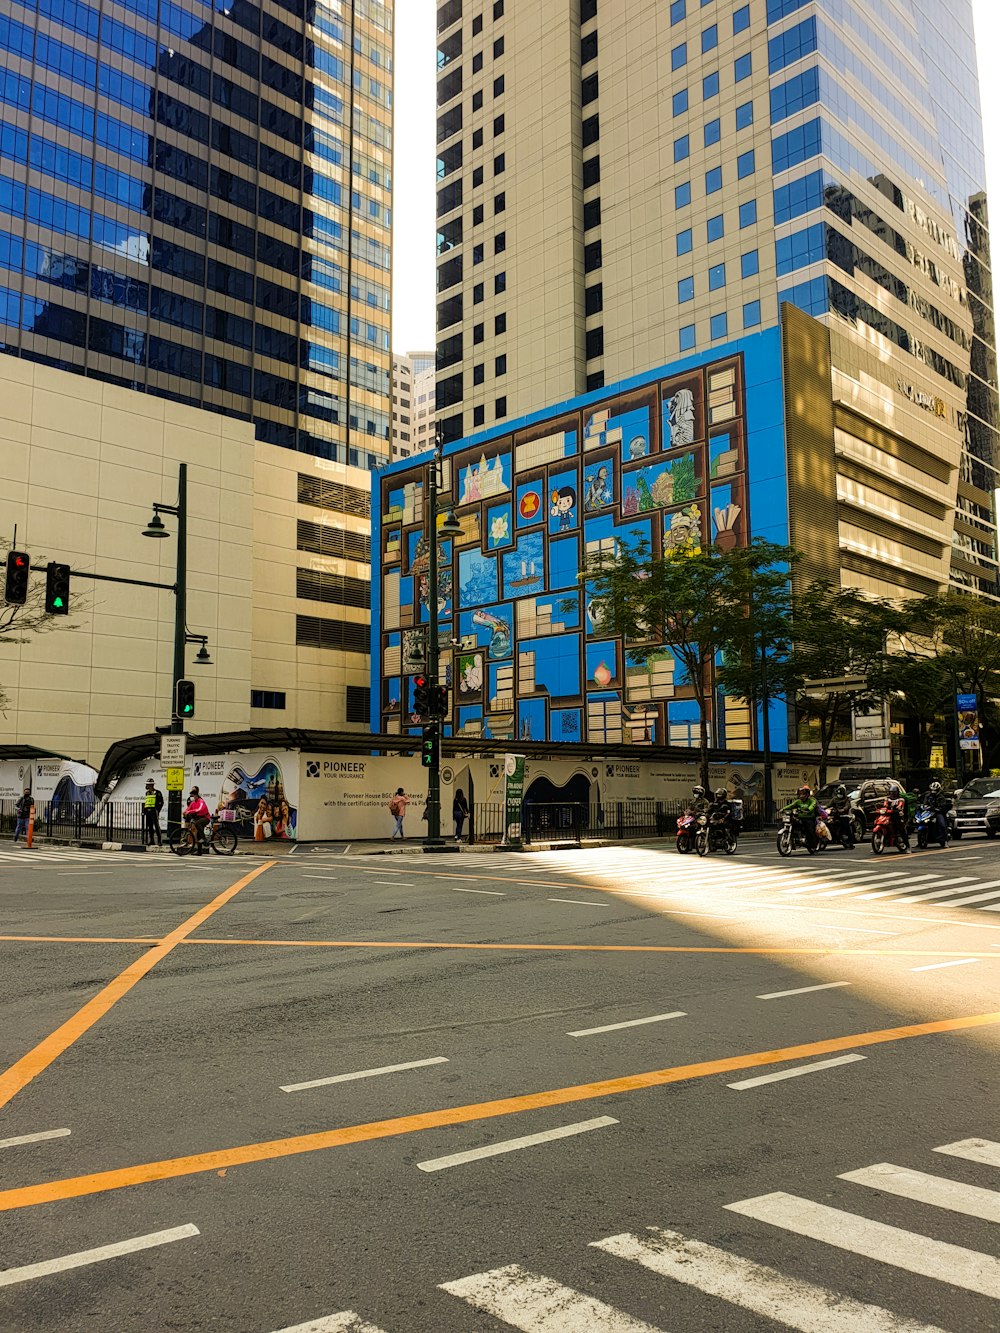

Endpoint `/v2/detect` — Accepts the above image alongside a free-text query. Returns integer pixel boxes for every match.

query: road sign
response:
[160,734,187,767]
[165,767,185,791]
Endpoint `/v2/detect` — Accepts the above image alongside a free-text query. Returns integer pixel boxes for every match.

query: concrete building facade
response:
[390,350,435,458]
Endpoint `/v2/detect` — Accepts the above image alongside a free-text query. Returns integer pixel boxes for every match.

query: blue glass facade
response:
[373,330,789,753]
[0,0,392,465]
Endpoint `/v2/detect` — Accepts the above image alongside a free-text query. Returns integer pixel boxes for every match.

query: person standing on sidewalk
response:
[143,779,164,847]
[389,787,411,839]
[453,788,470,843]
[13,788,33,842]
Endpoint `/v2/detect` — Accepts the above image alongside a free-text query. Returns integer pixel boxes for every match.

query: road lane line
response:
[0,1224,199,1288]
[451,887,505,895]
[439,1263,658,1330]
[271,1313,388,1332]
[840,1162,1000,1222]
[417,1115,618,1173]
[374,880,414,886]
[934,1138,1000,1169]
[3,1010,998,1214]
[548,898,611,907]
[281,1056,449,1093]
[911,958,979,972]
[592,1228,948,1333]
[567,1011,686,1038]
[0,860,275,1113]
[0,1128,70,1150]
[302,875,339,881]
[757,982,852,1000]
[725,1192,1000,1298]
[727,1053,866,1090]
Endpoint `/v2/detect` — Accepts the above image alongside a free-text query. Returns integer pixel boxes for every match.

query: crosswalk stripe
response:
[933,882,1000,908]
[856,875,941,898]
[270,1314,388,1332]
[892,878,979,901]
[934,1138,1000,1169]
[725,1191,1000,1298]
[438,1264,663,1331]
[839,1162,1000,1222]
[592,1227,948,1333]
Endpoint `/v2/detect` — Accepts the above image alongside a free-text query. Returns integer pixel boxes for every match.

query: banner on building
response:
[502,753,526,846]
[957,693,980,751]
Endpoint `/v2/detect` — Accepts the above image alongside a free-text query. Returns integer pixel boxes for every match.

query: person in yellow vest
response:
[143,779,164,847]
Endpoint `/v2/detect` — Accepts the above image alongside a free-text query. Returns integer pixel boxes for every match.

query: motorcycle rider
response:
[709,787,734,833]
[690,785,710,814]
[789,784,819,845]
[829,784,854,844]
[923,780,951,843]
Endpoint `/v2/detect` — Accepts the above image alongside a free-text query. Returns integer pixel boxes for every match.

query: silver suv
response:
[948,777,1000,840]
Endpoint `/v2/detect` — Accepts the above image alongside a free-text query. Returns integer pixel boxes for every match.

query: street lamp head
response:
[142,512,169,538]
[439,507,463,538]
[194,644,212,665]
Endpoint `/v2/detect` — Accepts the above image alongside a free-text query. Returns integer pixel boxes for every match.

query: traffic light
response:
[4,550,30,605]
[44,562,70,615]
[175,678,195,719]
[413,674,430,717]
[421,725,438,769]
[431,684,449,718]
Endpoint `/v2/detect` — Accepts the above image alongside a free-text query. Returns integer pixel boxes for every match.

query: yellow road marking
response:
[0,1008,997,1213]
[0,862,275,1113]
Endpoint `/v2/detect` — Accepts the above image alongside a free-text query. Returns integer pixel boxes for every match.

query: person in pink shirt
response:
[183,786,211,853]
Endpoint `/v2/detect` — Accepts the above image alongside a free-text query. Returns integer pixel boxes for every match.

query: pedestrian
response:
[13,788,33,843]
[388,787,411,839]
[183,786,211,853]
[453,787,470,842]
[142,779,164,847]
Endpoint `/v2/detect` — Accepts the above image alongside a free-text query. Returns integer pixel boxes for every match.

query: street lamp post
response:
[142,463,212,837]
[423,439,462,849]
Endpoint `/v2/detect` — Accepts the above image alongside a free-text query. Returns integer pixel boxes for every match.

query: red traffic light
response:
[414,674,427,687]
[4,550,30,606]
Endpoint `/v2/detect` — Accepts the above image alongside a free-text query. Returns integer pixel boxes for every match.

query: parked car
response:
[947,777,1000,839]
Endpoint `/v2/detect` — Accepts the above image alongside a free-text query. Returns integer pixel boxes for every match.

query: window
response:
[473,404,485,426]
[678,276,694,303]
[672,89,688,117]
[474,362,485,384]
[737,149,756,179]
[676,228,693,255]
[346,685,370,724]
[297,474,371,517]
[706,166,722,193]
[295,615,368,654]
[680,323,696,351]
[472,89,483,110]
[493,74,504,95]
[251,690,286,709]
[701,24,718,52]
[670,0,686,22]
[494,190,506,212]
[583,198,601,230]
[743,299,761,328]
[703,71,719,99]
[494,0,504,17]
[472,243,484,264]
[582,113,599,146]
[707,213,724,242]
[472,51,483,73]
[494,113,506,135]
[495,353,507,375]
[704,118,720,147]
[472,165,484,187]
[494,270,507,292]
[709,262,726,290]
[736,100,753,130]
[582,72,599,104]
[675,180,691,208]
[473,321,485,343]
[493,36,504,57]
[710,311,728,339]
[585,282,603,314]
[495,230,506,252]
[586,327,604,359]
[473,203,484,224]
[733,4,750,32]
[473,281,484,303]
[495,396,507,417]
[297,520,370,561]
[584,240,602,271]
[739,198,757,228]
[741,249,759,278]
[472,14,483,34]
[671,42,687,70]
[583,157,601,187]
[296,569,372,610]
[735,52,752,81]
[581,30,597,63]
[586,370,605,391]
[472,127,483,148]
[674,135,690,163]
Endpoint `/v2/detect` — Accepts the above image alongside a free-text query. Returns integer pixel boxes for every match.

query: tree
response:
[583,538,797,789]
[871,652,951,767]
[0,540,87,715]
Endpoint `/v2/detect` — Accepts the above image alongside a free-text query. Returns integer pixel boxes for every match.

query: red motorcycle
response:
[871,798,909,855]
[675,808,698,854]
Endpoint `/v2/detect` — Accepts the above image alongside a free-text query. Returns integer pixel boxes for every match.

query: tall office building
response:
[434,0,998,601]
[0,0,393,467]
[390,349,434,456]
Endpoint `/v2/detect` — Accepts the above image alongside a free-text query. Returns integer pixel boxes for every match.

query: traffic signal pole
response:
[424,450,444,848]
[167,463,188,840]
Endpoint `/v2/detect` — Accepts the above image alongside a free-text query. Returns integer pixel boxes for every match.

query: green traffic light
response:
[53,597,64,608]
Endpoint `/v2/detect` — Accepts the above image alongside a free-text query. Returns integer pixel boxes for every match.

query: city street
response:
[0,839,998,1332]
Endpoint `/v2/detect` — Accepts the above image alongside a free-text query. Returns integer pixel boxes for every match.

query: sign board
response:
[160,734,187,768]
[501,753,526,847]
[957,693,981,752]
[165,767,185,791]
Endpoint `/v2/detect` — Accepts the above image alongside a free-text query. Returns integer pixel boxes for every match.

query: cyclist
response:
[183,786,211,854]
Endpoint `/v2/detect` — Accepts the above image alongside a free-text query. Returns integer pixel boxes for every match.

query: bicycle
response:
[168,818,238,857]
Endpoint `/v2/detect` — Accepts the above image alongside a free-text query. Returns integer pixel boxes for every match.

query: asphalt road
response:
[0,837,998,1332]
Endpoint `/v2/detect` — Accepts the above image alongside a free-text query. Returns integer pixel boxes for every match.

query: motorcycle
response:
[827,807,856,849]
[915,803,948,850]
[675,808,698,854]
[871,798,909,855]
[695,810,738,857]
[777,808,818,857]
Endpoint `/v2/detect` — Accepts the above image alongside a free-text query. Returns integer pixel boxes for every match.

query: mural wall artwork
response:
[374,335,789,752]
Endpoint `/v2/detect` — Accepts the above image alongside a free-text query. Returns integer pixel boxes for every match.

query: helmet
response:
[798,785,811,797]
[929,781,942,793]
[715,790,728,801]
[692,786,705,798]
[836,785,847,799]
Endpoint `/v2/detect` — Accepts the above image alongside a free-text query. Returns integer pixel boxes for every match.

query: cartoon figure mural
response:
[472,608,513,659]
[458,652,484,694]
[550,485,576,531]
[666,388,696,448]
[583,465,611,511]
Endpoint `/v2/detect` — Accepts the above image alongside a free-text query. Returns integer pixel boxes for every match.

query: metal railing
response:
[0,799,149,844]
[468,796,768,846]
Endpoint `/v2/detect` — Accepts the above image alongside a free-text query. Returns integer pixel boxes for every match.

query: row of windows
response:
[296,567,372,610]
[295,614,369,654]
[678,250,759,303]
[671,1,748,28]
[675,205,754,255]
[677,303,761,353]
[672,40,753,85]
[296,519,371,563]
[673,135,756,183]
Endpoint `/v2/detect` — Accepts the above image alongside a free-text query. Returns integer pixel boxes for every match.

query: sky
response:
[390,0,1000,355]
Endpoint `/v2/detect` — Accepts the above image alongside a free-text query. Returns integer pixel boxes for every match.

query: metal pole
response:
[167,463,187,839]
[424,450,443,846]
[760,634,774,824]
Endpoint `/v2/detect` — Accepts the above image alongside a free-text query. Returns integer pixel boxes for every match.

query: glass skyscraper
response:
[0,0,393,466]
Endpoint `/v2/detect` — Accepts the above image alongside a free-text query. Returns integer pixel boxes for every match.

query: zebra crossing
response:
[0,846,141,868]
[457,846,1000,916]
[280,1133,999,1331]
